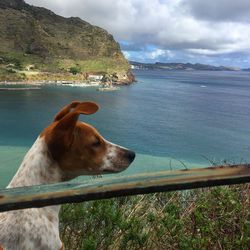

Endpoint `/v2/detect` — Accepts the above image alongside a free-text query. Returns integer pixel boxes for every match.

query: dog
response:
[0,101,135,250]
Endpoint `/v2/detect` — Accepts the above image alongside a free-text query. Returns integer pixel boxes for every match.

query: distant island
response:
[130,61,250,72]
[0,0,134,84]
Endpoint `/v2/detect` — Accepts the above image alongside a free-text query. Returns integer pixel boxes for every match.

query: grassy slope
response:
[60,184,250,250]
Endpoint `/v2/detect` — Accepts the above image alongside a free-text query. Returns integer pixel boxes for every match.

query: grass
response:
[57,57,129,74]
[0,53,130,82]
[60,184,249,250]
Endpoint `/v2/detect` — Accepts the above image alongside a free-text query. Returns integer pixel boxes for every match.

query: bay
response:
[0,69,250,188]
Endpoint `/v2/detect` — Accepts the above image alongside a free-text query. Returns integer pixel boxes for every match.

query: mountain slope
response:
[0,0,132,83]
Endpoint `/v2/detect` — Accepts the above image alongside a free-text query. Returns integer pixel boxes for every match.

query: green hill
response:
[0,0,132,83]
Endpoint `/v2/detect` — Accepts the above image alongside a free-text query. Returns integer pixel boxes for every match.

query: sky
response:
[25,0,250,68]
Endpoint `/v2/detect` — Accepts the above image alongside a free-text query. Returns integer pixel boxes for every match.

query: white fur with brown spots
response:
[0,101,135,250]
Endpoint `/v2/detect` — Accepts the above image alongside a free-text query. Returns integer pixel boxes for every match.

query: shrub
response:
[69,66,81,75]
[6,68,16,73]
[60,184,249,250]
[14,60,23,70]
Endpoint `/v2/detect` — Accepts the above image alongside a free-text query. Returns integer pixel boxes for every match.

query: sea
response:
[0,69,250,188]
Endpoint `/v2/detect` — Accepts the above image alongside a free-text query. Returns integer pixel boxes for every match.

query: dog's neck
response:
[8,137,63,188]
[4,137,63,249]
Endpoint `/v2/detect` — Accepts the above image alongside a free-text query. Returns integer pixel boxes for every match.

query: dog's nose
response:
[125,150,136,162]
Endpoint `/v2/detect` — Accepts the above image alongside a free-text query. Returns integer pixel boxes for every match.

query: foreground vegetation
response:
[60,184,249,250]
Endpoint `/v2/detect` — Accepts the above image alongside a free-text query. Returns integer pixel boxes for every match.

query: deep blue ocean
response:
[1,69,250,188]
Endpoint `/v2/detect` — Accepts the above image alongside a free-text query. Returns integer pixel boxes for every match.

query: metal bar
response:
[0,164,249,213]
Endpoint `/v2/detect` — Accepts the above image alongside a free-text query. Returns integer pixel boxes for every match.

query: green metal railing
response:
[0,164,249,212]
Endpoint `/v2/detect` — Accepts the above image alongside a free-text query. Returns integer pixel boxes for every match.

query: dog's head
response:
[42,101,135,179]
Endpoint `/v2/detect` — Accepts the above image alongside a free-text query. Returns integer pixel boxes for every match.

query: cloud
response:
[185,0,250,23]
[145,49,173,61]
[25,0,250,67]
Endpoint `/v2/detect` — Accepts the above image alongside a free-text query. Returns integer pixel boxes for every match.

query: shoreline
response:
[0,76,135,88]
[0,80,105,88]
[0,73,136,88]
[0,69,136,87]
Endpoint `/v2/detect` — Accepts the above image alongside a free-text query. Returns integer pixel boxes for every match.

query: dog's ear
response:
[54,101,99,122]
[54,101,81,121]
[53,102,99,146]
[74,102,99,115]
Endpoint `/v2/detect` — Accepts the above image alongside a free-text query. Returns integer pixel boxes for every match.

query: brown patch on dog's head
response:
[41,101,135,180]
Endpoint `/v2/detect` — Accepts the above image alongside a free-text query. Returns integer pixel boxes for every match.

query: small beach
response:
[0,77,124,90]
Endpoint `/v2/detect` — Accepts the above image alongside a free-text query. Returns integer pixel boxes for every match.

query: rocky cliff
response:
[0,0,132,83]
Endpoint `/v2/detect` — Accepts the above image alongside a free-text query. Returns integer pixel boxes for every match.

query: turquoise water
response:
[1,70,250,188]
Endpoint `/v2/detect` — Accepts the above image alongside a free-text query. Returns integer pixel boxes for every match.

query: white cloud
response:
[25,0,250,66]
[185,0,250,22]
[122,51,131,60]
[146,49,173,60]
[148,49,165,59]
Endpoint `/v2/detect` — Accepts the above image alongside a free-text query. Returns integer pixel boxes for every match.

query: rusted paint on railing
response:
[0,164,249,213]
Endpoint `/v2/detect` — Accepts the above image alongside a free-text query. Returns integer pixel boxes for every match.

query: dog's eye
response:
[92,138,101,148]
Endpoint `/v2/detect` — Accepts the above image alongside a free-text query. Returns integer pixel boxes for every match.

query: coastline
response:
[0,70,136,87]
[0,80,129,89]
[0,80,100,87]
